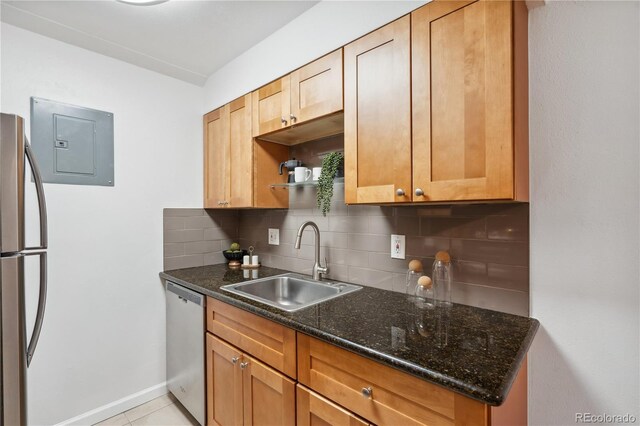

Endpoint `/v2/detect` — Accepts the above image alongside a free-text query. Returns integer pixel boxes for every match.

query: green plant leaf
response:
[316,152,343,216]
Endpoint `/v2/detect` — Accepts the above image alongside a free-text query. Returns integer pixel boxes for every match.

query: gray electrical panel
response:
[30,97,114,186]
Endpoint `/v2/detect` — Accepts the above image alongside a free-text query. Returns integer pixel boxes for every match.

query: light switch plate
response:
[391,234,405,259]
[268,228,280,245]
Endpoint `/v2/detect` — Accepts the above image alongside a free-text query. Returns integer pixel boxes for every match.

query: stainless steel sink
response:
[220,273,361,312]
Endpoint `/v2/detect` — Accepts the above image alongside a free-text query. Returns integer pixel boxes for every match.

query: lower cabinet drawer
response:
[206,297,297,378]
[297,385,368,426]
[297,334,489,426]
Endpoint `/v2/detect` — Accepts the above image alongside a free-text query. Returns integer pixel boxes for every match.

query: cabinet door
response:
[228,94,253,207]
[206,334,243,426]
[412,0,514,201]
[242,355,295,426]
[297,385,368,426]
[344,16,411,204]
[252,77,291,137]
[203,106,229,208]
[290,49,343,125]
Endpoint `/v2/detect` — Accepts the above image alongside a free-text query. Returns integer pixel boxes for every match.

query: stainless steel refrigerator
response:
[1,113,48,425]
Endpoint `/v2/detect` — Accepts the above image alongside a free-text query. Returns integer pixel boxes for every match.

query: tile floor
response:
[94,393,199,426]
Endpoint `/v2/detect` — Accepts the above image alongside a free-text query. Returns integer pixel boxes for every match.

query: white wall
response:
[529,2,639,425]
[1,23,203,425]
[203,0,427,112]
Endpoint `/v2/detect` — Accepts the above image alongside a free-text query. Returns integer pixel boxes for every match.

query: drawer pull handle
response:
[240,361,249,369]
[361,386,373,398]
[231,356,239,365]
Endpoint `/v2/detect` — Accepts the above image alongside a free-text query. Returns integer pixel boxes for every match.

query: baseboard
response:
[55,382,168,426]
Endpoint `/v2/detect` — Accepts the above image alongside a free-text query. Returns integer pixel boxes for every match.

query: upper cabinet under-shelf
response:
[252,49,344,146]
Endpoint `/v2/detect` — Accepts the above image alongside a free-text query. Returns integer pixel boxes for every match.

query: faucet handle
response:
[318,258,329,276]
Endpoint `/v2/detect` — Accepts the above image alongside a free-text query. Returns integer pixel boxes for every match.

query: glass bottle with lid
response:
[432,251,452,307]
[414,275,434,310]
[405,259,424,300]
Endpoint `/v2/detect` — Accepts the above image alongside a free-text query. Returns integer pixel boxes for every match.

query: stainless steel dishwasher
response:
[166,281,205,425]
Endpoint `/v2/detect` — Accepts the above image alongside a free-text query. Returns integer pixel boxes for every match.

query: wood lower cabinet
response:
[411,0,528,202]
[206,298,297,378]
[206,333,295,426]
[206,334,243,426]
[242,353,296,426]
[297,333,490,426]
[297,385,368,426]
[344,16,412,204]
[204,298,526,425]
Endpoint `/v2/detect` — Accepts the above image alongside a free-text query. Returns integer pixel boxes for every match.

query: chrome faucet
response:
[295,221,328,281]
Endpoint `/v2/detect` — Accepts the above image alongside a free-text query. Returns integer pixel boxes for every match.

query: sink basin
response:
[220,273,361,312]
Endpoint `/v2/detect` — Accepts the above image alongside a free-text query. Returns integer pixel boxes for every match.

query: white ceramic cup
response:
[294,167,311,183]
[312,167,322,181]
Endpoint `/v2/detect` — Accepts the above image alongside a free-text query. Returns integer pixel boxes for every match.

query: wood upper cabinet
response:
[344,16,412,204]
[203,106,228,208]
[228,96,253,207]
[252,77,291,137]
[290,49,343,126]
[253,49,343,139]
[206,333,295,426]
[412,0,528,202]
[203,94,253,208]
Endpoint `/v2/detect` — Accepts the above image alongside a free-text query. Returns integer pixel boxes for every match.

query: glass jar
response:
[432,251,452,307]
[405,270,421,300]
[414,276,434,310]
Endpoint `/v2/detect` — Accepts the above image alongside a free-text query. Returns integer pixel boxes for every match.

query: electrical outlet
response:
[268,228,280,245]
[391,234,405,259]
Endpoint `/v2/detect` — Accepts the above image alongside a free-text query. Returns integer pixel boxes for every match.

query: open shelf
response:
[270,177,344,189]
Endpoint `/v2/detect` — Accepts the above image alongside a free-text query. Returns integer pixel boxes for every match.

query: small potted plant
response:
[316,152,344,216]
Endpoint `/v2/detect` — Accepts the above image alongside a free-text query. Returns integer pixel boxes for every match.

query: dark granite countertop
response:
[160,263,538,406]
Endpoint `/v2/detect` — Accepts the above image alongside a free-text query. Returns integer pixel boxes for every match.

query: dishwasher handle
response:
[166,281,204,307]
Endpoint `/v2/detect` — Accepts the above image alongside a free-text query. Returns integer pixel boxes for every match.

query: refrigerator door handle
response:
[24,139,48,250]
[26,252,47,366]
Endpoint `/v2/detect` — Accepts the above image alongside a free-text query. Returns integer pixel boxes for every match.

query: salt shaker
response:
[432,251,452,306]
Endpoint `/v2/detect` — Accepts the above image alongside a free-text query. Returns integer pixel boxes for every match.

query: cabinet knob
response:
[415,188,424,196]
[240,361,249,369]
[231,356,239,365]
[217,201,223,206]
[281,117,288,126]
[396,188,406,197]
[290,114,297,123]
[361,387,373,398]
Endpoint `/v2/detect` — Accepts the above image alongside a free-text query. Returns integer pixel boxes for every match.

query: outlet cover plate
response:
[391,234,405,259]
[268,228,280,245]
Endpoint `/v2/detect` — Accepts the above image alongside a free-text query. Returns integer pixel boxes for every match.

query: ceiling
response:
[0,0,319,86]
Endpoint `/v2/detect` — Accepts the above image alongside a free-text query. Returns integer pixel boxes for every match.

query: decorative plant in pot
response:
[316,152,344,216]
